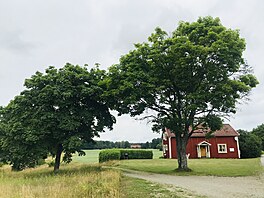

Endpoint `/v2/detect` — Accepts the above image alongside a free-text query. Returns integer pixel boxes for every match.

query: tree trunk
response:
[54,143,63,172]
[176,132,191,171]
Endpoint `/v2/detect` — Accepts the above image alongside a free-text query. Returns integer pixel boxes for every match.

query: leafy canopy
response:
[0,63,115,170]
[106,16,258,134]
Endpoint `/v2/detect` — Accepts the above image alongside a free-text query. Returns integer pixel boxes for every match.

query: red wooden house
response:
[162,124,240,159]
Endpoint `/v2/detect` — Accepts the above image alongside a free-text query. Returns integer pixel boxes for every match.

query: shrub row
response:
[99,149,120,163]
[99,149,153,163]
[119,149,153,160]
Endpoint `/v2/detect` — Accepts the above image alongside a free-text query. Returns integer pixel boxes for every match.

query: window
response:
[217,144,227,153]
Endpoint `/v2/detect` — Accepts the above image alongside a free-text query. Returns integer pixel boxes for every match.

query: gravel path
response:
[124,169,264,198]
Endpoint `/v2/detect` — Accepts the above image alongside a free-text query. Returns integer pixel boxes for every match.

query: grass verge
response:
[120,175,205,198]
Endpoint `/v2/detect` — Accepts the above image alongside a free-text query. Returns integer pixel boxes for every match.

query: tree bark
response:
[176,132,190,171]
[54,143,63,172]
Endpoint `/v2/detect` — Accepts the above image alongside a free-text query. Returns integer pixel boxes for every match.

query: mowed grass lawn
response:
[117,158,263,177]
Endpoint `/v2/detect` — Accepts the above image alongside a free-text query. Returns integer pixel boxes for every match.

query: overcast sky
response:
[0,0,263,142]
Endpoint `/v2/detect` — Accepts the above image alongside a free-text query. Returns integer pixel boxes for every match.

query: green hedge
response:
[99,149,153,163]
[120,149,153,159]
[99,149,120,163]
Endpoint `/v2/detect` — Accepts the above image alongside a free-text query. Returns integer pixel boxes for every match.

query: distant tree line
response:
[82,138,162,150]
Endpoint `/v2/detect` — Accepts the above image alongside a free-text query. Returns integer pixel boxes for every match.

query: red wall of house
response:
[163,137,177,159]
[163,136,239,159]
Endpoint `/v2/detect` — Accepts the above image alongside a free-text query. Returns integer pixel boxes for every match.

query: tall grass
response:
[0,163,120,198]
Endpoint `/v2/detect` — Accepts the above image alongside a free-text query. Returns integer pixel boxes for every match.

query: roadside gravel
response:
[124,169,264,198]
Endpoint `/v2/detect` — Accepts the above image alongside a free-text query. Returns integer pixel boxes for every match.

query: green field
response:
[72,149,101,163]
[73,149,263,177]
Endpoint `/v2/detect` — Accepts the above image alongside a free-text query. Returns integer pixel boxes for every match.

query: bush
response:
[239,130,262,158]
[99,149,153,163]
[99,149,120,163]
[48,160,55,167]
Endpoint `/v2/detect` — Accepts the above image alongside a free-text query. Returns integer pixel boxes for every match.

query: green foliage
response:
[99,149,153,163]
[105,16,258,170]
[99,149,121,163]
[48,160,55,167]
[151,138,162,149]
[82,140,131,150]
[141,141,150,149]
[238,130,262,158]
[0,107,48,170]
[251,123,264,150]
[0,63,115,171]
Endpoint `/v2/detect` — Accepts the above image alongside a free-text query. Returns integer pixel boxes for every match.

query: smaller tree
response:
[0,64,116,171]
[238,130,262,158]
[151,138,162,149]
[142,141,150,149]
[124,141,131,148]
[251,124,264,151]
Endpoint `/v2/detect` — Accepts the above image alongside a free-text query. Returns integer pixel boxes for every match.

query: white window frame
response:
[217,144,227,153]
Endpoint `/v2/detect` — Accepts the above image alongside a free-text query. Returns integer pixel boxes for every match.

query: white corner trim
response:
[169,137,172,159]
[234,136,240,158]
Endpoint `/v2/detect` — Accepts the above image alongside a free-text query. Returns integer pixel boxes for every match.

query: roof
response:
[164,124,239,138]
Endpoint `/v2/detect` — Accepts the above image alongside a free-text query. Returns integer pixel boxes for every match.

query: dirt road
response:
[124,170,264,198]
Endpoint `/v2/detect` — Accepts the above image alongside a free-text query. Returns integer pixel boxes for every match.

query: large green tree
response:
[0,63,115,171]
[105,17,258,170]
